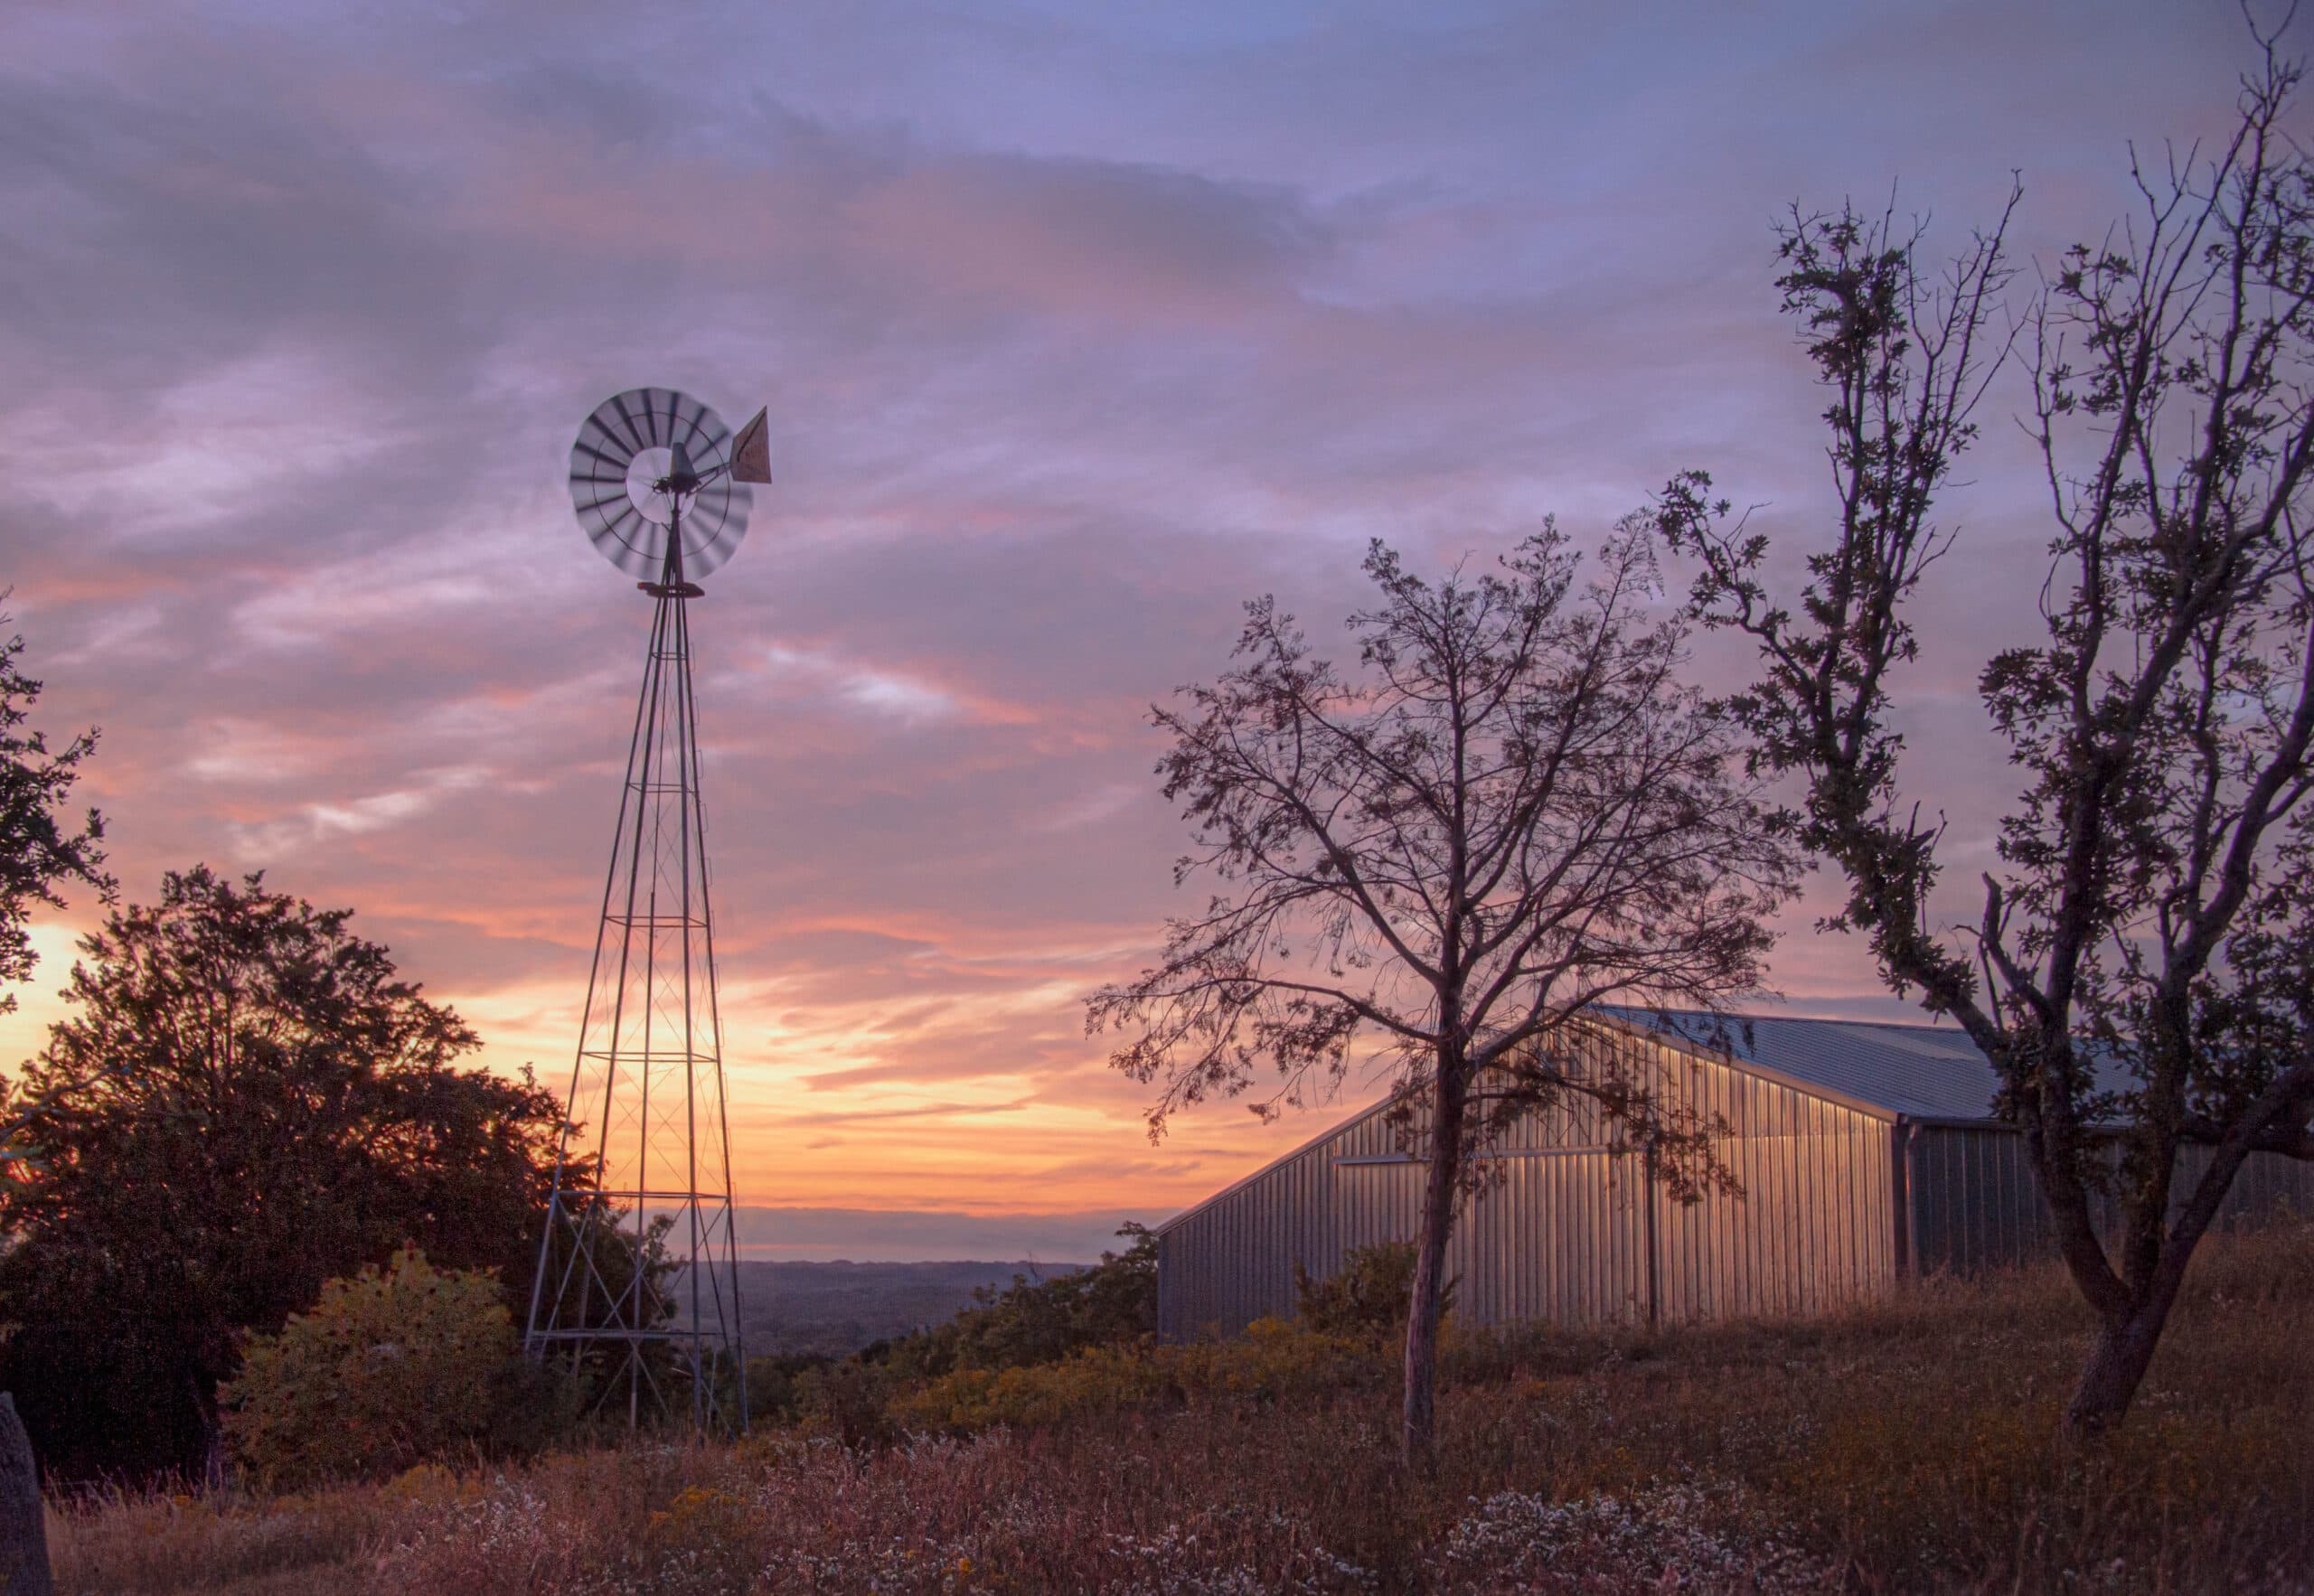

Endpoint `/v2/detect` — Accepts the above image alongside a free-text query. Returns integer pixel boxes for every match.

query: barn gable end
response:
[1156,1020,1899,1340]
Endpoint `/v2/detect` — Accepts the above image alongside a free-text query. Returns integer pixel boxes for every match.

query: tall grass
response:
[45,1218,2314,1593]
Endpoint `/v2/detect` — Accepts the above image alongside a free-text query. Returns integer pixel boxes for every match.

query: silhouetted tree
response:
[1660,33,2314,1438]
[1089,527,1798,1463]
[0,607,108,1019]
[0,868,571,1479]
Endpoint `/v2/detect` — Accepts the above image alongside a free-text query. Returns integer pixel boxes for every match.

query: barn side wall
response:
[1906,1127,2314,1274]
[1157,1036,1899,1340]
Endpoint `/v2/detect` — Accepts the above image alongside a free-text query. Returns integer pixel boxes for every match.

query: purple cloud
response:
[0,0,2290,1246]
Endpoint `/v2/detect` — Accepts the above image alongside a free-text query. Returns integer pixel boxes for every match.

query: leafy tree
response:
[0,609,114,1197]
[1659,34,2314,1436]
[1088,529,1799,1463]
[0,868,573,1479]
[222,1246,528,1489]
[0,611,109,1021]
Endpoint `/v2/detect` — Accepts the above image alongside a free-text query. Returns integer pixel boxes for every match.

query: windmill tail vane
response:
[525,388,771,1439]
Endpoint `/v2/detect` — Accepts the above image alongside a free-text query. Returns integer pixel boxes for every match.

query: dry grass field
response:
[42,1217,2314,1594]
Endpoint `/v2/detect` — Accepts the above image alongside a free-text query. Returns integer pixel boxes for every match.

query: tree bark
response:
[2062,1139,2225,1438]
[1402,1055,1469,1468]
[0,1394,52,1596]
[2065,1305,2168,1438]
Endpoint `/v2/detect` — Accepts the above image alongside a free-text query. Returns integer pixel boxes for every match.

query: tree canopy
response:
[1091,526,1798,1460]
[0,867,570,1479]
[0,611,108,1018]
[1660,35,2314,1435]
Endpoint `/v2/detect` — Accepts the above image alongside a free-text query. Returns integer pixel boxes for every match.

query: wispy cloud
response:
[0,0,2283,1250]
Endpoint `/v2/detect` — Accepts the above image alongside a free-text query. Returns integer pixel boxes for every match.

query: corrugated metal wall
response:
[1906,1126,2314,1273]
[1157,1033,1899,1339]
[2213,1145,2314,1221]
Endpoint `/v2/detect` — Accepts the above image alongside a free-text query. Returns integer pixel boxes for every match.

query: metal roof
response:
[1599,1009,2017,1122]
[1153,1008,2087,1235]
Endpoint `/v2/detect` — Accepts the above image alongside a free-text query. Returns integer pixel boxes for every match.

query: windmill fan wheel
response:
[568,388,753,582]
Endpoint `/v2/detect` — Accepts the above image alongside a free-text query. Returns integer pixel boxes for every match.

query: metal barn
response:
[1153,1012,2314,1340]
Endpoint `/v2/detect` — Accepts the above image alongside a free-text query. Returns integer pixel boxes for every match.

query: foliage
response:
[0,608,114,1213]
[40,1219,2314,1594]
[0,610,110,1020]
[528,1206,685,1428]
[794,1357,901,1450]
[741,1350,833,1429]
[0,868,576,1480]
[221,1247,545,1490]
[885,1315,1386,1435]
[762,1225,1162,1446]
[1293,1241,1452,1338]
[1658,31,2314,1434]
[870,1224,1158,1382]
[1089,526,1801,1460]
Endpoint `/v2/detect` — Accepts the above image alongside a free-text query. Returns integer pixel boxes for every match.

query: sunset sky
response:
[0,0,2282,1260]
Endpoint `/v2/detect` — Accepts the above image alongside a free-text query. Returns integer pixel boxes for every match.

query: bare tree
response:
[1660,37,2314,1437]
[1087,524,1798,1463]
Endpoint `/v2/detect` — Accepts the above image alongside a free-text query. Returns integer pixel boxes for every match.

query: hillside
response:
[44,1219,2314,1592]
[671,1259,1089,1357]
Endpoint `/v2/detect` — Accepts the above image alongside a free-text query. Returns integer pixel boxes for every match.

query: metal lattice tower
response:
[527,388,772,1436]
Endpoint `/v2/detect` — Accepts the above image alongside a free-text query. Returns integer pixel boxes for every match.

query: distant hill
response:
[671,1259,1090,1357]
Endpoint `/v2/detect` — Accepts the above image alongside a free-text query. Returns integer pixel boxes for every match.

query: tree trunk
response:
[0,1395,52,1596]
[192,1371,227,1495]
[2063,1204,2202,1439]
[1402,1057,1468,1468]
[2064,1306,2166,1438]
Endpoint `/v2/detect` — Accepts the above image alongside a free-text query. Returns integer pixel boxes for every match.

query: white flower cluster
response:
[1436,1480,1836,1593]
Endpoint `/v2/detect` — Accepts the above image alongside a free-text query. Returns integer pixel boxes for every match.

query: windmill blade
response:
[682,508,748,578]
[569,388,763,584]
[608,391,655,453]
[692,525,745,577]
[589,502,662,574]
[672,401,729,485]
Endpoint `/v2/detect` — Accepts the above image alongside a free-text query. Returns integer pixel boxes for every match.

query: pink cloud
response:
[0,0,2287,1247]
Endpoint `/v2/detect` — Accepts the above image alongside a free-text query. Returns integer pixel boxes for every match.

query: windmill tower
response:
[527,388,774,1436]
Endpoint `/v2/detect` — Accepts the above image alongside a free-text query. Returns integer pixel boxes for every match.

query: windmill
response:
[526,388,773,1436]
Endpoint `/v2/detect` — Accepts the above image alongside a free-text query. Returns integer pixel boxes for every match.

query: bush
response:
[743,1351,832,1427]
[886,1316,1389,1434]
[795,1357,899,1449]
[222,1246,527,1489]
[1292,1240,1451,1337]
[871,1224,1157,1381]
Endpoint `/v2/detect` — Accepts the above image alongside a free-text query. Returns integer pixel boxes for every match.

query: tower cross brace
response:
[525,520,748,1438]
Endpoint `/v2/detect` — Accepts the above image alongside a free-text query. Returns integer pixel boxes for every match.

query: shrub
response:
[222,1246,520,1489]
[871,1224,1157,1381]
[795,1356,901,1449]
[886,1316,1389,1435]
[1292,1240,1452,1338]
[744,1351,832,1427]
